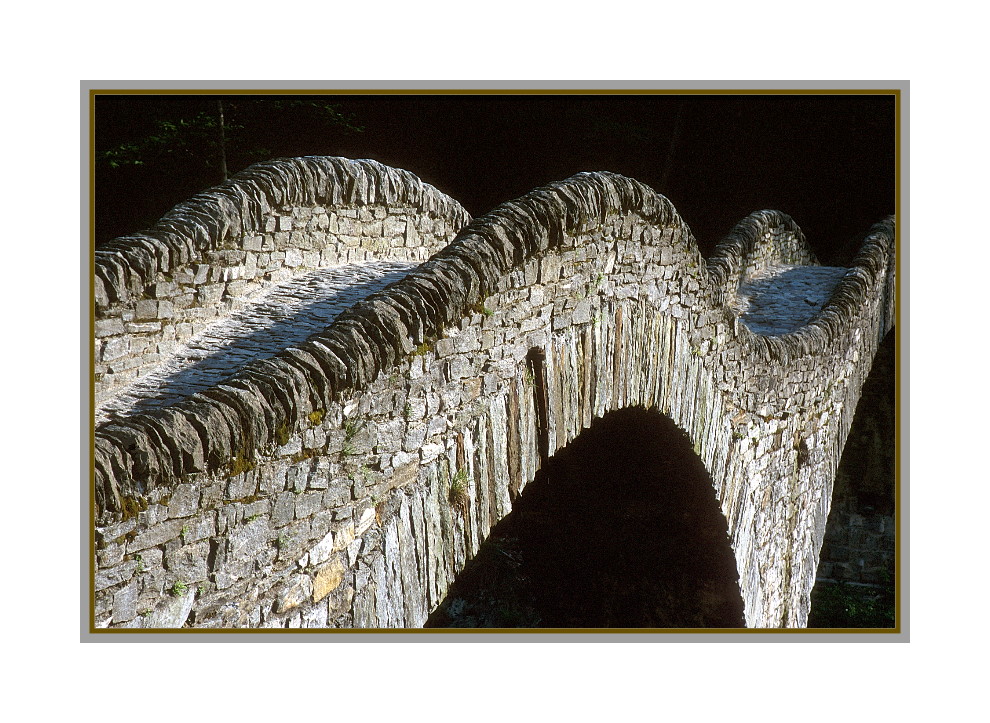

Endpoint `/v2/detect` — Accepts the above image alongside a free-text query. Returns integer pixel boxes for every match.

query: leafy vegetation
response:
[227,448,256,476]
[808,580,895,628]
[98,98,362,176]
[448,468,470,513]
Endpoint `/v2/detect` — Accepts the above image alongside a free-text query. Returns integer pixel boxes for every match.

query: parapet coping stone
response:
[93,159,895,522]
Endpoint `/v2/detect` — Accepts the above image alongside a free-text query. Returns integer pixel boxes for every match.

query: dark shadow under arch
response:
[426,407,745,628]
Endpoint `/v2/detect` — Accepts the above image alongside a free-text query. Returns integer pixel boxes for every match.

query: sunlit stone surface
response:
[97,262,416,424]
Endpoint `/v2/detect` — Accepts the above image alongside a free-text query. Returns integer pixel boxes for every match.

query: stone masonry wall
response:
[92,163,895,629]
[817,500,895,586]
[94,157,471,406]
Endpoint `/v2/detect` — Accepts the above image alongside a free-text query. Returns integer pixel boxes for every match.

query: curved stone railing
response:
[92,162,894,630]
[94,157,472,405]
[709,210,894,360]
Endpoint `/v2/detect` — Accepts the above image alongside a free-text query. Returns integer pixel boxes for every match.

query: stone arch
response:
[427,406,746,628]
[92,158,895,630]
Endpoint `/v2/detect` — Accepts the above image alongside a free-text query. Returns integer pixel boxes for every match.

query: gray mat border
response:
[80,79,909,643]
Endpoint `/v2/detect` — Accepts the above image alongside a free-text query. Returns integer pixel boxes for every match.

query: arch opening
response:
[426,407,745,628]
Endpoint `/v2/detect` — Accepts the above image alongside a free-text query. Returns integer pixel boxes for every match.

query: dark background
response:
[95,92,895,265]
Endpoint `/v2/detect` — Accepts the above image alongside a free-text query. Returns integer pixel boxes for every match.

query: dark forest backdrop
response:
[94,92,895,264]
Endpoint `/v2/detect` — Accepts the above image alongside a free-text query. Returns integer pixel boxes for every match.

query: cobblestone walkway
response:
[736,265,849,336]
[99,260,850,424]
[97,261,418,425]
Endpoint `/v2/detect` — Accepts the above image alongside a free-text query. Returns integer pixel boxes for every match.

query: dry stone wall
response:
[92,161,895,630]
[94,157,470,406]
[817,501,895,586]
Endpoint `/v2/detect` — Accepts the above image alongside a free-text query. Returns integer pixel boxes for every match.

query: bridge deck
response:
[736,264,848,336]
[98,260,850,424]
[96,260,417,425]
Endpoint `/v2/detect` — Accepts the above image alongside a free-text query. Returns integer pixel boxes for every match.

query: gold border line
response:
[86,86,902,638]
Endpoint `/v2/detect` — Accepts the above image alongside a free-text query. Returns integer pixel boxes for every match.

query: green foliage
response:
[99,111,225,169]
[171,581,188,597]
[808,580,895,628]
[470,301,495,317]
[228,448,256,476]
[308,409,325,426]
[449,468,470,513]
[120,495,149,521]
[411,341,433,356]
[97,98,362,174]
[349,464,376,486]
[275,421,292,447]
[339,417,365,458]
[343,418,363,441]
[290,447,319,464]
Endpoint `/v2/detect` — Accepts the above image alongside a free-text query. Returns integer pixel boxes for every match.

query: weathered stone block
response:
[307,530,336,567]
[134,299,158,320]
[197,284,224,306]
[96,560,138,591]
[128,518,186,553]
[277,574,313,613]
[313,557,346,603]
[272,492,296,527]
[111,580,140,623]
[295,491,324,520]
[167,484,201,518]
[164,541,210,583]
[95,319,125,337]
[226,471,257,501]
[100,337,129,361]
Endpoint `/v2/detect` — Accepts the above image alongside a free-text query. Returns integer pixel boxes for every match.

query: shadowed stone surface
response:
[736,265,849,335]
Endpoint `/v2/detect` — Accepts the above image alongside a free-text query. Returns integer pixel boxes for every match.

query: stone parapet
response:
[91,163,895,630]
[94,157,471,405]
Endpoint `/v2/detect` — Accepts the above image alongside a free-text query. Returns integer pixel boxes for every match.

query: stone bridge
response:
[91,156,895,630]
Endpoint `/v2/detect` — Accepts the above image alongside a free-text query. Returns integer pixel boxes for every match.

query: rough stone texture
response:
[94,157,471,405]
[92,159,895,630]
[816,499,895,585]
[97,260,418,424]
